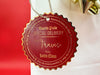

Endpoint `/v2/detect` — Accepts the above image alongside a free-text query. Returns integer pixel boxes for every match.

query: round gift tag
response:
[22,13,78,70]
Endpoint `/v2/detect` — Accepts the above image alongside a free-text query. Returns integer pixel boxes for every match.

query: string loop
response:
[29,0,53,18]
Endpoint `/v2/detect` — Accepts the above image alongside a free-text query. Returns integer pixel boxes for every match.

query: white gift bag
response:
[31,0,100,75]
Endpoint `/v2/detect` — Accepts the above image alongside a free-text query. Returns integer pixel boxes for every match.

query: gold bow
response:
[72,0,100,14]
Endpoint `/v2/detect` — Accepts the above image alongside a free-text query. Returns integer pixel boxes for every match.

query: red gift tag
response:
[22,13,78,70]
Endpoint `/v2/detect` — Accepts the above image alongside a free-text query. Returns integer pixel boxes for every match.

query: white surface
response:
[31,0,100,75]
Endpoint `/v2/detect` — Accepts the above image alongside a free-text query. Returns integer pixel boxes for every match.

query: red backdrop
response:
[0,0,30,75]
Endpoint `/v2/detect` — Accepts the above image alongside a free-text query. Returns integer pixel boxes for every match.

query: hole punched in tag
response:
[46,17,50,21]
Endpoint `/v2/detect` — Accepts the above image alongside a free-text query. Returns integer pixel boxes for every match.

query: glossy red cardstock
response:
[22,13,78,70]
